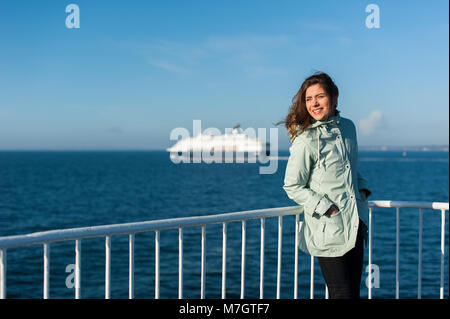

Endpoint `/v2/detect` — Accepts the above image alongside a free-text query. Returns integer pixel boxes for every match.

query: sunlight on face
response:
[305,84,335,121]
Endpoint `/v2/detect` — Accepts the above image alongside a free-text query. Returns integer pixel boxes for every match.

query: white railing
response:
[367,201,449,299]
[0,200,448,299]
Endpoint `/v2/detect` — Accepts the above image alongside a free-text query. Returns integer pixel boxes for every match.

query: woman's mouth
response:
[312,108,323,115]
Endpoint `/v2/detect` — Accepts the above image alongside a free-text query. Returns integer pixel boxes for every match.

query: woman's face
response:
[305,83,335,121]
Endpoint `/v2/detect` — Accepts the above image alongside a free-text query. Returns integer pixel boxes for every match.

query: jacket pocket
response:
[311,221,325,248]
[323,212,346,246]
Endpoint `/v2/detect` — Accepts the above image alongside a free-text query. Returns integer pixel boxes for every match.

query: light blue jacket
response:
[283,114,370,257]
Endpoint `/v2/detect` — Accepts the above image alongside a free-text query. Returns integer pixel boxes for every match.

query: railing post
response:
[368,206,373,299]
[310,256,314,299]
[294,215,299,299]
[221,223,227,299]
[75,240,81,299]
[0,249,6,299]
[178,228,183,299]
[105,236,111,299]
[129,234,135,299]
[260,218,265,299]
[155,231,160,299]
[440,209,446,299]
[201,226,206,299]
[417,208,423,299]
[241,220,246,299]
[276,216,282,299]
[396,207,400,299]
[43,243,50,299]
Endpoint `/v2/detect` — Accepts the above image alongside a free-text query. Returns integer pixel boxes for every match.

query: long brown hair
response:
[278,72,339,140]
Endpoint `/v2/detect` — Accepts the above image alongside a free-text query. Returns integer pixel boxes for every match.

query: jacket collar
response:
[309,113,341,129]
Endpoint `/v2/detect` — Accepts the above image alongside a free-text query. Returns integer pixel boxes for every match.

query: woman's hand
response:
[325,204,339,216]
[359,190,368,202]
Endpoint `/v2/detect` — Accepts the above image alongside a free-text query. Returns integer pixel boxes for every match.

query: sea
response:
[0,150,448,299]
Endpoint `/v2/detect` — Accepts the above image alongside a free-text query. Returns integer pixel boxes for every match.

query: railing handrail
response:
[0,200,448,299]
[0,200,448,250]
[0,205,304,250]
[369,200,449,210]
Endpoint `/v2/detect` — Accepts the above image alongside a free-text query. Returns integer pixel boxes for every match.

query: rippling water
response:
[0,150,448,299]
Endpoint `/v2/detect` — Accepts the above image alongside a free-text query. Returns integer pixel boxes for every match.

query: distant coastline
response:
[358,145,449,152]
[0,145,448,152]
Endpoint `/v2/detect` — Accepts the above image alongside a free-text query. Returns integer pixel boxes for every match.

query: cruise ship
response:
[166,124,271,162]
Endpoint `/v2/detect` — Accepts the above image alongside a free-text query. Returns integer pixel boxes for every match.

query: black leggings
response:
[317,219,366,299]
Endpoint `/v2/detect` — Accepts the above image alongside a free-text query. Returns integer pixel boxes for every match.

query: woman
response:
[282,72,371,299]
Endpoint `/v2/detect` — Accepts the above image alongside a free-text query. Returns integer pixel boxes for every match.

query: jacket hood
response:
[308,113,341,129]
[293,113,341,137]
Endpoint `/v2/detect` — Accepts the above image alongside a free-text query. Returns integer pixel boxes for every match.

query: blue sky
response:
[0,0,448,150]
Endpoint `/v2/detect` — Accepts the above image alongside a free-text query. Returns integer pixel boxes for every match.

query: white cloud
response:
[127,34,291,76]
[147,59,187,74]
[303,22,341,32]
[205,34,291,52]
[357,110,384,136]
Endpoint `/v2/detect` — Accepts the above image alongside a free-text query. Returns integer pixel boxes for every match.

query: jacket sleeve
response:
[354,128,371,197]
[283,136,335,216]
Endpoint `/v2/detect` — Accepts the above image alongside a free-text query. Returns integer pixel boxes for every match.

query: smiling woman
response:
[279,72,372,299]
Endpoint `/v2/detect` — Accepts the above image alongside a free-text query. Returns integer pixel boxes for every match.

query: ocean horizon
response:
[0,146,448,152]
